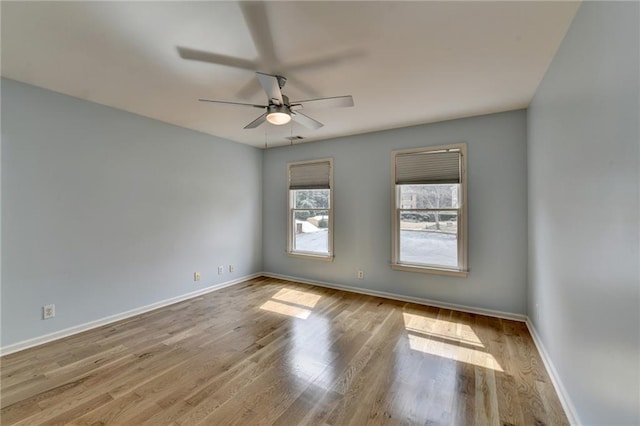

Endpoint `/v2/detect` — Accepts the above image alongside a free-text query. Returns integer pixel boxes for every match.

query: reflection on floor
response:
[0,276,568,425]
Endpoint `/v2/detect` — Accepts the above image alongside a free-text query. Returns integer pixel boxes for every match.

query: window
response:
[287,158,333,260]
[391,144,468,276]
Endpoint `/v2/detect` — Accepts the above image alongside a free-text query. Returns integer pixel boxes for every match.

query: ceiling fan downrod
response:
[275,75,287,90]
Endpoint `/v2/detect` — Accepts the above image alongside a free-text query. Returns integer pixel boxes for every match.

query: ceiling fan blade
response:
[199,99,266,108]
[291,111,324,130]
[256,72,284,105]
[236,78,262,100]
[239,1,279,68]
[292,95,354,110]
[244,112,268,129]
[284,74,320,98]
[177,47,257,70]
[286,48,366,72]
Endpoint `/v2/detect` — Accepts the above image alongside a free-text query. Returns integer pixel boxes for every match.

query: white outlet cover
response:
[229,265,235,272]
[218,266,223,274]
[43,304,55,319]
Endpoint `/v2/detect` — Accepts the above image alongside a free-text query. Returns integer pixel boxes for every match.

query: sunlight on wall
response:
[402,312,503,372]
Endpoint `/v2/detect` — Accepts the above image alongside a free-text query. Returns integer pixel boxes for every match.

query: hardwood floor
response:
[1,276,568,425]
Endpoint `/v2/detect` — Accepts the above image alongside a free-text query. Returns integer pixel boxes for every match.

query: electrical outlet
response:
[43,304,55,319]
[194,272,201,281]
[357,270,364,280]
[229,264,235,273]
[218,266,224,275]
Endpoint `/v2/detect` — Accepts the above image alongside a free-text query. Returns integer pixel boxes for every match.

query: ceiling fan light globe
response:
[266,112,291,125]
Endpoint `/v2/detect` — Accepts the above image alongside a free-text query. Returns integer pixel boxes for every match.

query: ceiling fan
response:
[178,1,364,100]
[199,72,354,129]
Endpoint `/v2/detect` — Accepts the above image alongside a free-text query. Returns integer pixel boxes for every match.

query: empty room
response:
[1,1,638,425]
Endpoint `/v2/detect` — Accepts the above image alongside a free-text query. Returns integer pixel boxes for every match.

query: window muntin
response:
[287,160,333,259]
[392,145,467,275]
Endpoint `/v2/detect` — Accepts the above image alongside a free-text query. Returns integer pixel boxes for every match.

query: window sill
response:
[287,252,334,262]
[391,263,468,277]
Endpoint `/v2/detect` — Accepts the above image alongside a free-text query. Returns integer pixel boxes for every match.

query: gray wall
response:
[527,2,639,425]
[1,78,263,347]
[263,110,528,315]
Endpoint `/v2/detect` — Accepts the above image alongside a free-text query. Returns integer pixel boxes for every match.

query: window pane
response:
[399,210,458,268]
[293,189,330,209]
[399,184,459,209]
[293,210,329,254]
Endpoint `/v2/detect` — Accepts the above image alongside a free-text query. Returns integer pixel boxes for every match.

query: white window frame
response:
[286,158,334,261]
[391,143,468,277]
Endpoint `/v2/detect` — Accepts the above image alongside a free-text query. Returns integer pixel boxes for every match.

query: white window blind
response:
[395,150,461,185]
[289,161,331,189]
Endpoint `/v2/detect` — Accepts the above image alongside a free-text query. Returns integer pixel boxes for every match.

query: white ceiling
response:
[1,1,579,148]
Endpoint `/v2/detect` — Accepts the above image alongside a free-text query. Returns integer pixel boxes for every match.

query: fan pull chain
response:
[290,121,294,146]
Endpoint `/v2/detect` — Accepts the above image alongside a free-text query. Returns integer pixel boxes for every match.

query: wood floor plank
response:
[67,392,143,425]
[1,277,569,425]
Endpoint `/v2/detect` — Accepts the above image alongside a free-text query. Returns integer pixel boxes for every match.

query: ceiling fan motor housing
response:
[267,103,290,115]
[272,94,290,107]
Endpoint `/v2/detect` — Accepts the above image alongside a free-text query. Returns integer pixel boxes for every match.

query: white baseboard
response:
[0,273,261,357]
[1,271,579,425]
[526,318,581,426]
[261,272,527,322]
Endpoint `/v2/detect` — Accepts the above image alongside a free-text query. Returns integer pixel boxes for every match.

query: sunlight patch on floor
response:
[403,312,484,347]
[272,288,322,308]
[402,312,503,371]
[406,333,503,371]
[260,300,311,319]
